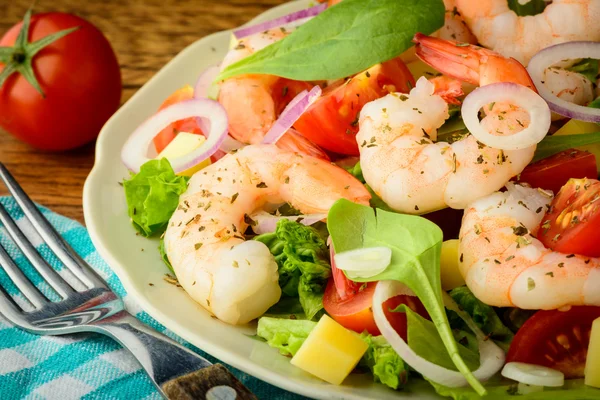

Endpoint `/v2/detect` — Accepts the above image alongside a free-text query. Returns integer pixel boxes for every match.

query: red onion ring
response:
[528,41,600,122]
[373,280,505,388]
[233,3,327,40]
[251,212,326,234]
[194,65,220,99]
[262,86,322,144]
[121,99,228,173]
[461,82,551,150]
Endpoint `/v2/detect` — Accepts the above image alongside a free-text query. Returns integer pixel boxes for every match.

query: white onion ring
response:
[461,83,551,150]
[194,65,220,100]
[233,3,327,39]
[251,211,326,234]
[262,86,322,144]
[528,41,600,122]
[373,280,505,388]
[121,99,228,173]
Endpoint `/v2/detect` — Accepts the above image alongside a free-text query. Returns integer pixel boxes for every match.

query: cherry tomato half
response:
[506,306,600,378]
[537,178,600,257]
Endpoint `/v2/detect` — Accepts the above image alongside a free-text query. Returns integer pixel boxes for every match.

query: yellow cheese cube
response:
[585,317,600,388]
[440,239,466,291]
[554,119,600,173]
[291,315,368,385]
[157,132,211,177]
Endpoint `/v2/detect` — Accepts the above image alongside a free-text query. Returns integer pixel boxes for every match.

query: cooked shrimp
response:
[163,145,370,325]
[459,183,600,310]
[455,0,600,66]
[434,0,478,44]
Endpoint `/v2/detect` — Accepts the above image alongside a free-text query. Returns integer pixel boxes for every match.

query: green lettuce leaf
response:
[507,0,547,16]
[567,58,600,84]
[158,238,174,274]
[360,333,409,390]
[328,200,485,395]
[448,286,514,352]
[122,159,189,237]
[255,219,331,320]
[256,317,317,357]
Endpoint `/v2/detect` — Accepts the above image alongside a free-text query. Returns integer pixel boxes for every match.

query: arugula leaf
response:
[217,0,445,82]
[567,58,599,84]
[533,132,600,162]
[158,238,174,274]
[327,199,485,395]
[123,159,189,237]
[256,317,317,357]
[507,0,547,16]
[255,219,331,320]
[448,286,513,352]
[360,332,409,390]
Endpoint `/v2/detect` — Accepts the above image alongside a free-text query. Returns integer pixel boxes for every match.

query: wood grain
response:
[0,0,286,223]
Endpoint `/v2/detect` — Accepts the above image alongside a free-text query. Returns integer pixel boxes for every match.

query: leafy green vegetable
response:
[158,238,174,274]
[589,96,600,110]
[507,0,547,16]
[255,219,331,320]
[400,305,479,371]
[500,307,536,334]
[533,132,600,162]
[123,159,189,237]
[448,286,513,352]
[256,317,316,357]
[217,0,445,82]
[327,199,486,395]
[567,58,600,84]
[360,332,408,390]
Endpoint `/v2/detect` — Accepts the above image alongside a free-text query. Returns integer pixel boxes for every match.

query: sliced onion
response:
[220,134,244,152]
[262,86,322,144]
[233,3,327,39]
[121,99,228,173]
[461,82,551,150]
[250,211,326,234]
[194,65,220,99]
[373,280,505,388]
[502,362,564,387]
[528,41,600,122]
[334,247,391,279]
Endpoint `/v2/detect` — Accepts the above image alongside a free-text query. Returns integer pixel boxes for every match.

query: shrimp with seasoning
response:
[163,145,370,325]
[458,183,600,310]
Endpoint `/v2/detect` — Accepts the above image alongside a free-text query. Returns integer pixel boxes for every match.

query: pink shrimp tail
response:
[430,75,464,105]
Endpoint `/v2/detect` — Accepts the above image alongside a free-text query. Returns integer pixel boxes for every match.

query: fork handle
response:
[95,312,256,399]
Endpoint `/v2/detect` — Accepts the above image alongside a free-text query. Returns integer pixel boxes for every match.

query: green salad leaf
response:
[217,0,445,82]
[507,0,547,16]
[327,199,486,395]
[589,96,600,110]
[533,132,600,163]
[567,58,600,84]
[448,286,514,352]
[255,219,331,320]
[256,317,316,357]
[158,238,174,274]
[123,159,189,237]
[360,332,409,390]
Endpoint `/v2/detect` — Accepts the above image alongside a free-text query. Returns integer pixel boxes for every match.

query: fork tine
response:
[0,203,76,298]
[0,242,48,308]
[0,283,28,325]
[0,163,106,289]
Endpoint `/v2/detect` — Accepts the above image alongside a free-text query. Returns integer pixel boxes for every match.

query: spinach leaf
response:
[217,0,445,82]
[567,58,599,84]
[533,132,600,162]
[123,158,189,237]
[507,0,547,16]
[328,199,486,395]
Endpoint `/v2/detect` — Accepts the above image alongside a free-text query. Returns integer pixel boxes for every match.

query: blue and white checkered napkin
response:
[0,197,303,400]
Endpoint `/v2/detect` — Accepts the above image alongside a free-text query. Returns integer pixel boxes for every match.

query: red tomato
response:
[0,12,121,150]
[323,279,429,339]
[506,306,600,378]
[537,178,600,257]
[515,149,597,195]
[152,85,204,154]
[294,57,415,155]
[270,79,314,116]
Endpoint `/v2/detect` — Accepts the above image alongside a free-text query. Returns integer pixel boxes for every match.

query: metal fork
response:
[0,163,256,400]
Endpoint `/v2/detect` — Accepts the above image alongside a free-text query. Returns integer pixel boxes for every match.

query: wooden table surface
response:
[0,0,287,223]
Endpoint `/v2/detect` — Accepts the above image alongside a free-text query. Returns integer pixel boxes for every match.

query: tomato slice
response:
[323,279,429,339]
[506,306,600,378]
[537,178,600,257]
[515,149,597,195]
[153,85,204,154]
[294,57,415,155]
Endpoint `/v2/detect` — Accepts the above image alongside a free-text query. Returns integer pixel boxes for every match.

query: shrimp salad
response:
[119,0,600,398]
